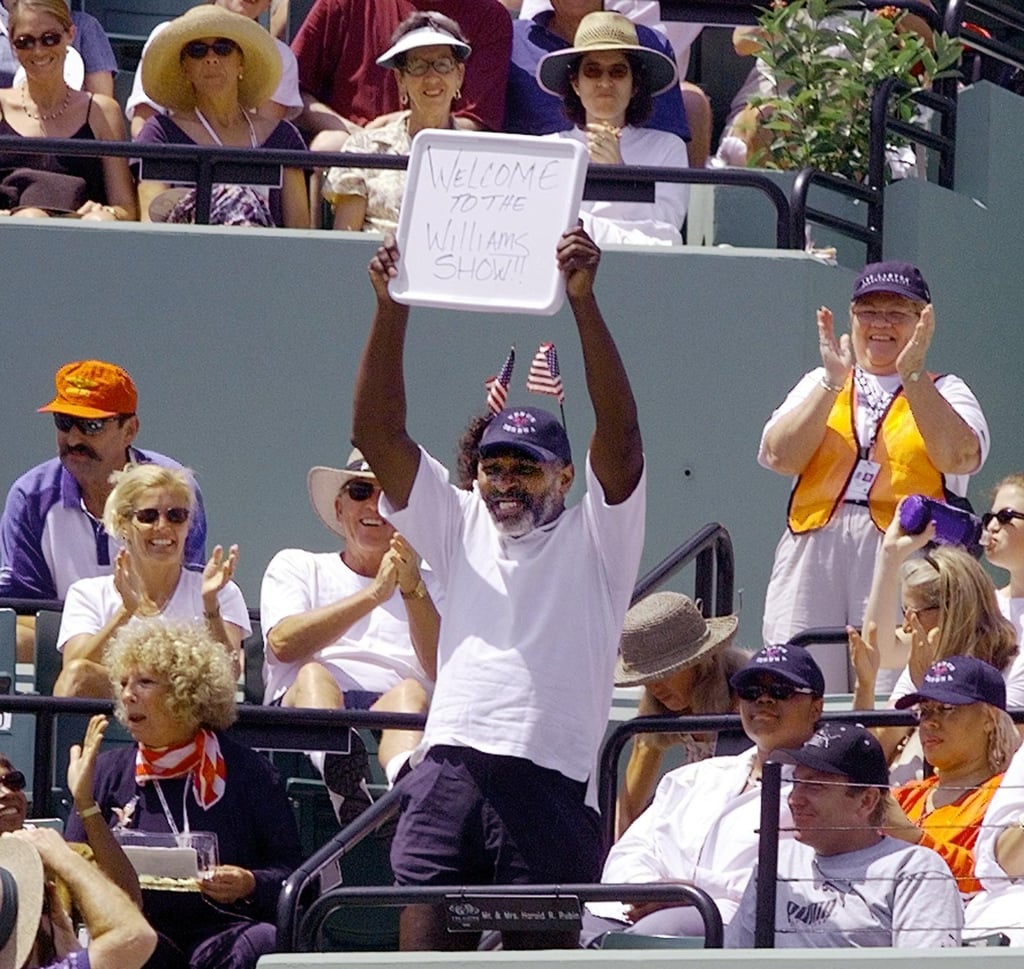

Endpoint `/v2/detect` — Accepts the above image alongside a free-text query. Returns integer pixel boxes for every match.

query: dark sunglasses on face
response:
[183,38,239,60]
[133,507,190,525]
[736,682,816,702]
[53,413,120,436]
[0,770,26,792]
[982,508,1024,529]
[344,480,377,502]
[12,30,64,50]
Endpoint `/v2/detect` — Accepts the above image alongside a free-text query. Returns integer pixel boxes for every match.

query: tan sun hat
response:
[0,834,45,969]
[306,449,377,539]
[140,5,282,111]
[615,591,739,687]
[537,11,678,100]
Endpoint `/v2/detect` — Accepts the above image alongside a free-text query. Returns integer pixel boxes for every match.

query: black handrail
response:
[945,0,1024,70]
[630,522,734,616]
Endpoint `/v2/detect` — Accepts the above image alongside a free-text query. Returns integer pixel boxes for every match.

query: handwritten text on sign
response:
[393,131,586,314]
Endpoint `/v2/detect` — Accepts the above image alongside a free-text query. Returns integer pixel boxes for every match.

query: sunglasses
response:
[401,56,458,76]
[982,508,1024,529]
[736,682,816,702]
[182,38,240,60]
[133,507,190,525]
[12,30,64,50]
[53,413,120,436]
[0,770,26,792]
[344,480,377,502]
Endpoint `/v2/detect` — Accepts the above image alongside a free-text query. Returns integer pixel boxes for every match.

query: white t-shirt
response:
[727,836,963,947]
[57,568,251,651]
[259,547,435,703]
[382,448,645,806]
[126,22,302,121]
[759,368,990,499]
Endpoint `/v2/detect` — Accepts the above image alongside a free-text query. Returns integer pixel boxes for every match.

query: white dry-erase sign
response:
[390,129,587,316]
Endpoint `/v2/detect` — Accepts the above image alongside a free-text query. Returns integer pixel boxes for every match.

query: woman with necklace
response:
[54,462,250,699]
[63,620,303,969]
[135,5,308,228]
[0,0,135,219]
[882,655,1019,897]
[323,11,469,233]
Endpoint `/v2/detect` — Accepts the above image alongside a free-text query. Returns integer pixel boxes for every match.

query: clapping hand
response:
[68,714,108,812]
[816,306,854,386]
[584,122,623,165]
[113,548,156,617]
[202,545,239,600]
[896,304,934,383]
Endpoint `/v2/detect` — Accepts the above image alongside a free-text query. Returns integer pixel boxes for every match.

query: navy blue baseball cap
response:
[773,723,890,788]
[852,261,931,303]
[478,407,572,465]
[894,655,1006,711]
[730,644,825,696]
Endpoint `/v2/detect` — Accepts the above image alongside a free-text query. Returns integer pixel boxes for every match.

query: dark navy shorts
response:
[390,745,603,887]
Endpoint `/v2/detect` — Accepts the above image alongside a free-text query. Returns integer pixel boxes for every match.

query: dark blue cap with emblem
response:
[478,407,572,464]
[730,643,826,696]
[852,261,931,303]
[771,723,890,788]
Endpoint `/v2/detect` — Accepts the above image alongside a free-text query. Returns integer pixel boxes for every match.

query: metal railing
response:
[945,0,1024,72]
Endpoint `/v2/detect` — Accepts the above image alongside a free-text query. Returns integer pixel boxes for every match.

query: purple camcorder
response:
[898,494,983,548]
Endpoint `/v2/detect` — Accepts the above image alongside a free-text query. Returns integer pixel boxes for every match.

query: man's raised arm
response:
[559,227,643,504]
[352,238,422,511]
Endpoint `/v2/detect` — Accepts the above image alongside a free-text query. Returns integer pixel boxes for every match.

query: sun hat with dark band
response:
[307,449,377,539]
[0,834,46,969]
[376,22,472,70]
[141,5,282,112]
[537,11,678,99]
[616,592,738,687]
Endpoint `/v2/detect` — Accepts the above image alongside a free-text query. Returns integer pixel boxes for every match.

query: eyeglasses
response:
[912,703,960,723]
[53,414,121,436]
[0,770,26,792]
[343,480,377,502]
[182,38,240,60]
[736,682,816,702]
[982,508,1024,529]
[132,507,190,525]
[401,56,458,76]
[901,603,940,621]
[12,30,65,50]
[853,308,920,326]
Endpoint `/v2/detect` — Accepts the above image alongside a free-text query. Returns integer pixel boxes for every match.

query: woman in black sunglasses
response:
[983,473,1024,655]
[0,754,27,832]
[0,0,136,219]
[53,462,251,700]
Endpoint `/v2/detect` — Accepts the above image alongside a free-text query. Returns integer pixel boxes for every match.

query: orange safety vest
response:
[787,374,945,534]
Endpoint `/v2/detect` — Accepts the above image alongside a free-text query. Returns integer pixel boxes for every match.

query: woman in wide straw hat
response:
[614,590,745,836]
[134,3,308,227]
[536,10,689,246]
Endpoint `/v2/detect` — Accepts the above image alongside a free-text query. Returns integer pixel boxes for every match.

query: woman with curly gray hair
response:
[63,620,303,969]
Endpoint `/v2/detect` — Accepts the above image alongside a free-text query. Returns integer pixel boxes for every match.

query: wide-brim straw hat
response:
[615,591,739,687]
[307,449,376,539]
[537,11,678,100]
[141,5,282,112]
[0,835,45,969]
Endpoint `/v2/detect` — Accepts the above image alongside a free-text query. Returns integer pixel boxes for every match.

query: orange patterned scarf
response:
[135,729,227,810]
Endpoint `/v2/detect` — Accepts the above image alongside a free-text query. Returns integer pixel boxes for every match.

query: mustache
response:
[60,443,99,461]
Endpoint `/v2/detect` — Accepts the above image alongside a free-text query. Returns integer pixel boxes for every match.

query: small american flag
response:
[484,346,515,414]
[527,342,564,404]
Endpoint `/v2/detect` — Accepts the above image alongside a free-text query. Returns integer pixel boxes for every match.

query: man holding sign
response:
[353,226,645,950]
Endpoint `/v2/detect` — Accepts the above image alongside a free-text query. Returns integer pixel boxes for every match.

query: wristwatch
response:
[401,580,428,601]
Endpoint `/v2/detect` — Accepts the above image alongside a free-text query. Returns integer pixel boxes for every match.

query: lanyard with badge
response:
[844,367,895,502]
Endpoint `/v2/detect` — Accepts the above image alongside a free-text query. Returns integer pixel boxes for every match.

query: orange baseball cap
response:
[37,360,138,419]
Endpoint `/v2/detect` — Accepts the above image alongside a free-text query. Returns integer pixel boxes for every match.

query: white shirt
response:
[259,547,435,703]
[57,568,250,650]
[383,448,646,806]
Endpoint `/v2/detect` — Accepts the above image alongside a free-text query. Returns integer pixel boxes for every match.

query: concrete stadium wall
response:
[0,82,1021,652]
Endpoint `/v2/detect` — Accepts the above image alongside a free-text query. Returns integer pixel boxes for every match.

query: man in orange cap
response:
[0,360,206,661]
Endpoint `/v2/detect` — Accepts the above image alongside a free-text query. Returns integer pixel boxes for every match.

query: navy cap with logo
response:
[894,655,1006,711]
[478,407,572,465]
[852,260,931,303]
[729,643,825,696]
[772,722,890,788]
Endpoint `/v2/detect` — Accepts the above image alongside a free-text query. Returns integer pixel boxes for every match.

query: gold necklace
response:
[21,83,71,121]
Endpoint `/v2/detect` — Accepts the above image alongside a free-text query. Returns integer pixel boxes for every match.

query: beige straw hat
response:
[0,835,45,969]
[141,5,282,112]
[615,591,739,687]
[537,11,678,99]
[306,449,376,539]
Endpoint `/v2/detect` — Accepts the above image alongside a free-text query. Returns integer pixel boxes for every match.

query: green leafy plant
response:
[745,0,963,180]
